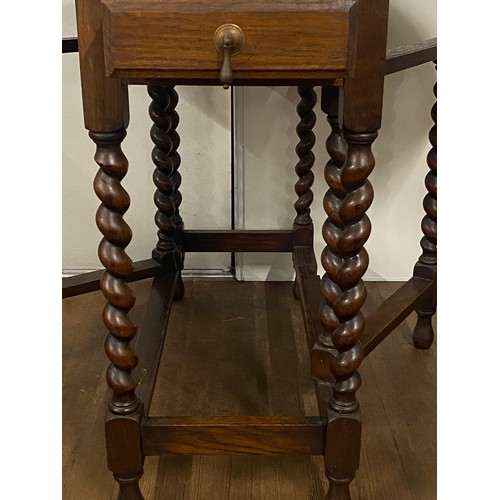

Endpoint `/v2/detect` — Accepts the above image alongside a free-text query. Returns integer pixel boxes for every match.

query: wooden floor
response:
[62,279,436,500]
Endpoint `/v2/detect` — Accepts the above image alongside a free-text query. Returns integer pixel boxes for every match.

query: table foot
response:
[114,473,144,500]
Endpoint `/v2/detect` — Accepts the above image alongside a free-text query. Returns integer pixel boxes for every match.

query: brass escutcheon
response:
[213,23,245,55]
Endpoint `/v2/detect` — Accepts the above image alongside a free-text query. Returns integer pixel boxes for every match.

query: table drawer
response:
[101,0,358,82]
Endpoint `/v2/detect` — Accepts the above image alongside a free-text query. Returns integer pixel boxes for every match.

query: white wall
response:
[239,0,437,281]
[62,0,232,274]
[63,0,436,281]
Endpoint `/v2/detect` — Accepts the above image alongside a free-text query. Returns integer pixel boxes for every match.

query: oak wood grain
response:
[63,280,436,499]
[75,0,129,130]
[342,0,390,132]
[101,0,357,80]
[142,416,325,455]
[132,269,179,415]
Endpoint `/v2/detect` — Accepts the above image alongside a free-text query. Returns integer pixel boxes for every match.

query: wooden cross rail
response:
[182,229,294,252]
[132,268,179,414]
[292,247,435,360]
[360,276,435,355]
[292,246,322,351]
[62,230,294,298]
[62,258,159,298]
[385,38,437,75]
[142,416,325,456]
[62,36,437,296]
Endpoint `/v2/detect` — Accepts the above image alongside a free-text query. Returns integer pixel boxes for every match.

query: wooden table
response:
[68,1,437,498]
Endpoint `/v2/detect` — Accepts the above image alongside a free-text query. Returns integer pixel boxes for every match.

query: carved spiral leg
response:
[148,84,184,300]
[413,65,437,350]
[310,87,346,384]
[320,126,377,500]
[91,130,144,500]
[294,85,317,226]
[292,86,317,300]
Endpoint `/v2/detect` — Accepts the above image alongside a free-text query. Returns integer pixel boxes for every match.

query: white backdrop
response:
[62,0,232,274]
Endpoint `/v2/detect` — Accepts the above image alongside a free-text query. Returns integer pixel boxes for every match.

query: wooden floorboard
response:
[62,279,436,499]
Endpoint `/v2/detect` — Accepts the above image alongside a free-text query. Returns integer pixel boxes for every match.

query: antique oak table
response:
[68,0,437,498]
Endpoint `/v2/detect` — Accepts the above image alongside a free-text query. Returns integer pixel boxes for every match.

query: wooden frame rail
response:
[292,247,322,351]
[385,38,437,75]
[132,268,179,414]
[182,230,294,253]
[62,231,294,298]
[142,416,325,456]
[62,258,159,298]
[360,276,435,355]
[292,248,435,360]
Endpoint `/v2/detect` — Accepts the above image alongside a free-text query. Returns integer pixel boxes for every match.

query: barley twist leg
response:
[413,63,437,350]
[91,129,144,499]
[321,128,378,500]
[148,85,184,299]
[292,85,317,300]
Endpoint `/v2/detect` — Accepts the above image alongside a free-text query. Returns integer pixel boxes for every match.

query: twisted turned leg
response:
[292,85,317,300]
[310,87,346,384]
[294,85,317,227]
[413,64,437,350]
[320,125,378,499]
[148,84,185,299]
[91,129,144,500]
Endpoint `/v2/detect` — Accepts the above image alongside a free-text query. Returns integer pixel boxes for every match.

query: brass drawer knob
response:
[213,24,245,89]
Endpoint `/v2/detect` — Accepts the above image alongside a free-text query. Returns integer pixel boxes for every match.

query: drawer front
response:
[102,1,358,81]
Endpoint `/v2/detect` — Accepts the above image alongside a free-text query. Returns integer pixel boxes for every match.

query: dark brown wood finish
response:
[90,129,145,498]
[105,411,144,500]
[101,0,358,81]
[148,84,185,299]
[70,1,436,498]
[385,38,437,75]
[360,277,434,356]
[292,246,337,420]
[412,62,437,350]
[320,121,378,500]
[91,129,139,415]
[310,86,345,386]
[341,0,389,133]
[415,67,437,272]
[132,269,179,415]
[149,85,183,257]
[293,86,317,227]
[62,258,160,298]
[292,85,317,299]
[318,1,390,495]
[292,247,323,353]
[182,230,294,252]
[75,0,129,131]
[142,416,325,456]
[63,280,437,499]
